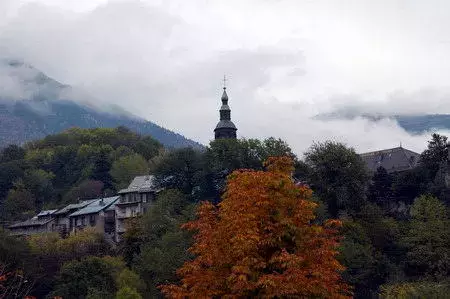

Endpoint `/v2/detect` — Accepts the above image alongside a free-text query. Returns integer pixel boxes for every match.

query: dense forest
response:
[0,128,449,298]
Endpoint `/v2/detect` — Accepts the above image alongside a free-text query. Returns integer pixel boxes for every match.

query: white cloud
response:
[1,0,450,155]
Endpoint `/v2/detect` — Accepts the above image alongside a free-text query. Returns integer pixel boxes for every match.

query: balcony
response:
[116,199,141,206]
[116,210,141,220]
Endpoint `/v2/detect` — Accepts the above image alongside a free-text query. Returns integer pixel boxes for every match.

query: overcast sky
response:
[1,0,450,154]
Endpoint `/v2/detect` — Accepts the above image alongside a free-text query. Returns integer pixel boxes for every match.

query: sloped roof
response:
[214,120,237,130]
[69,196,119,217]
[360,147,420,173]
[118,175,157,194]
[36,209,58,217]
[53,199,97,215]
[9,217,53,229]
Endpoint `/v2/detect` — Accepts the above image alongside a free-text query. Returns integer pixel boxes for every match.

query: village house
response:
[8,209,58,236]
[115,175,159,242]
[52,199,96,236]
[7,176,160,241]
[68,196,119,241]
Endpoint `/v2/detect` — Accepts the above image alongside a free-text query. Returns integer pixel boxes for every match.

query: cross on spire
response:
[223,75,227,90]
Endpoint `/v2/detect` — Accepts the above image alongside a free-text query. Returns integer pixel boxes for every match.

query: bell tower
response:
[214,76,237,139]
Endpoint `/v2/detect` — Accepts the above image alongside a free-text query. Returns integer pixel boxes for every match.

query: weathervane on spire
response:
[223,74,227,90]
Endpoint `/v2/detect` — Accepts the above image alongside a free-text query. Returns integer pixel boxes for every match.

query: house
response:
[8,209,58,236]
[115,175,159,242]
[360,146,420,174]
[68,196,119,241]
[52,199,96,236]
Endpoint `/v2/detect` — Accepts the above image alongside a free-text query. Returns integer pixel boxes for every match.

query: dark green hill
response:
[0,59,203,149]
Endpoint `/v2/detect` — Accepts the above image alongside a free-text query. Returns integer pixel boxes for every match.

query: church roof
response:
[360,146,420,173]
[220,104,230,111]
[221,89,228,101]
[215,120,237,130]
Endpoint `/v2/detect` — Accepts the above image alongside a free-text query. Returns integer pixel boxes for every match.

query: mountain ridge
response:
[315,111,450,135]
[0,59,203,149]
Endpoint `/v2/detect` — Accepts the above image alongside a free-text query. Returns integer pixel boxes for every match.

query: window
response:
[90,215,96,226]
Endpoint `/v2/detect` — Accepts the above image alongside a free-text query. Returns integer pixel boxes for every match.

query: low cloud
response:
[0,0,449,155]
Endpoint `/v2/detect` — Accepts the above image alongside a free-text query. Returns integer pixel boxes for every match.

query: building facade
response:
[52,199,96,237]
[8,176,160,242]
[68,196,119,241]
[8,209,57,236]
[115,175,158,242]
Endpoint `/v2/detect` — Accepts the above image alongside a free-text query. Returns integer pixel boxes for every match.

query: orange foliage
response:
[160,157,351,298]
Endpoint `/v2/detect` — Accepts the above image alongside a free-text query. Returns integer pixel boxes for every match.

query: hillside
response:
[0,59,203,149]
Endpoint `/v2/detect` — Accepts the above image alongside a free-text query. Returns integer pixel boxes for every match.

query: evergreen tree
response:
[402,195,450,279]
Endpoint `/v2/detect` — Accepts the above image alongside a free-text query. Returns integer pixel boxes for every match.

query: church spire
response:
[214,76,237,139]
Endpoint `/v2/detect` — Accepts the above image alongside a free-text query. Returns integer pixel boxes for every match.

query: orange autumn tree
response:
[161,156,351,298]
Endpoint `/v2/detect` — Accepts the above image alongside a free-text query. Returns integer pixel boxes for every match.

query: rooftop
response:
[118,175,157,194]
[69,196,119,217]
[53,199,97,215]
[9,217,53,229]
[36,209,58,218]
[360,146,420,173]
[214,120,237,130]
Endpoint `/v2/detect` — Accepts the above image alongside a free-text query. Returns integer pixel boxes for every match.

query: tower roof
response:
[215,120,237,130]
[214,83,237,139]
[221,87,228,102]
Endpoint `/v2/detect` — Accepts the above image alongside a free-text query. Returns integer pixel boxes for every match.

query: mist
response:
[1,0,450,154]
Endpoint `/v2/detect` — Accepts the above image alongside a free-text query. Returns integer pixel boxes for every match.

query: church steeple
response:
[214,77,237,139]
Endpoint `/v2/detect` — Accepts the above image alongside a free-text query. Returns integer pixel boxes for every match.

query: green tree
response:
[420,133,448,178]
[0,160,25,203]
[368,167,393,206]
[52,257,117,299]
[2,181,35,221]
[0,229,35,298]
[23,169,55,209]
[204,137,297,200]
[62,180,104,204]
[380,280,450,299]
[338,221,378,298]
[260,137,297,160]
[130,190,195,297]
[116,287,142,299]
[154,148,204,198]
[402,195,450,279]
[133,136,162,161]
[303,141,369,217]
[110,154,149,190]
[0,144,25,163]
[90,146,114,191]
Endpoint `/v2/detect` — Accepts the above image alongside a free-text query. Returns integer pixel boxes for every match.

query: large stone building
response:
[115,175,159,242]
[360,146,420,173]
[214,85,237,139]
